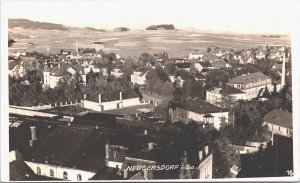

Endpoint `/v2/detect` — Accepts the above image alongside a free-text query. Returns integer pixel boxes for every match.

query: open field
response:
[8,27,291,57]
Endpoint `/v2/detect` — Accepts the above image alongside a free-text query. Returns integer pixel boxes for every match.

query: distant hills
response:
[8,18,68,30]
[146,24,175,30]
[84,27,106,32]
[114,27,130,32]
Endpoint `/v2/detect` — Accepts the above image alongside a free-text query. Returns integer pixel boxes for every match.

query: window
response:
[63,172,68,179]
[37,167,41,175]
[50,169,54,177]
[77,174,82,181]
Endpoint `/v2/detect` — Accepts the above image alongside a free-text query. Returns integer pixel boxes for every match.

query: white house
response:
[131,71,148,85]
[188,51,203,60]
[206,85,246,107]
[168,99,229,130]
[227,72,273,100]
[43,63,86,88]
[262,109,292,138]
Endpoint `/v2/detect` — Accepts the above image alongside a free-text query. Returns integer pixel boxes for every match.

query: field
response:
[8,27,291,58]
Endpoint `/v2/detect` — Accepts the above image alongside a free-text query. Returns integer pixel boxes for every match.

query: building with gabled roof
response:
[227,72,273,100]
[262,109,292,138]
[206,85,246,107]
[43,63,86,88]
[168,99,229,130]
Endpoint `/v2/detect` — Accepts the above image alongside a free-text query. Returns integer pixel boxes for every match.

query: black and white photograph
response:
[1,0,299,182]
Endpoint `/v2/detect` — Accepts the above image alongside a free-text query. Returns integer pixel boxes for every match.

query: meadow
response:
[9,27,291,58]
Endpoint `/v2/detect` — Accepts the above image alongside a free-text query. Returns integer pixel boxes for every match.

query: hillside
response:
[146,24,175,30]
[8,18,68,30]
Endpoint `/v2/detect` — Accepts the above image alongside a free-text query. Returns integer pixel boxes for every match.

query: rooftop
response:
[228,72,270,84]
[170,99,227,114]
[263,109,292,129]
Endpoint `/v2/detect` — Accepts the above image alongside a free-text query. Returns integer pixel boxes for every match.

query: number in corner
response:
[286,170,294,176]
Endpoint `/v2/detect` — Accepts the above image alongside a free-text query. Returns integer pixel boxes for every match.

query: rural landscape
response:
[8,17,293,181]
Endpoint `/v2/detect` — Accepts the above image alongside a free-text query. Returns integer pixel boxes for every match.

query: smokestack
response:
[84,94,87,99]
[99,94,102,104]
[119,91,123,101]
[124,168,128,179]
[204,145,209,155]
[30,126,37,141]
[105,144,109,159]
[199,150,203,161]
[281,50,286,89]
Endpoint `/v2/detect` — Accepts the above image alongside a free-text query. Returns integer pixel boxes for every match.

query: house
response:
[211,60,232,69]
[194,62,213,73]
[131,71,148,86]
[188,51,203,60]
[111,68,123,78]
[43,63,86,88]
[255,50,266,60]
[105,138,213,179]
[168,99,229,130]
[175,62,191,72]
[227,72,273,100]
[262,109,292,138]
[206,85,246,107]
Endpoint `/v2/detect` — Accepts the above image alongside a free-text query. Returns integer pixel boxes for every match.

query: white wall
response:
[25,161,96,181]
[198,153,213,179]
[83,97,140,112]
[263,122,292,137]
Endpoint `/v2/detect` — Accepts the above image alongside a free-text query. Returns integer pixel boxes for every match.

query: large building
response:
[206,85,246,107]
[10,115,213,181]
[168,99,229,130]
[43,63,86,88]
[227,72,273,100]
[262,109,293,138]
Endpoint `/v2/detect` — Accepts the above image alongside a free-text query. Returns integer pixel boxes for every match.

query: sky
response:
[2,0,300,34]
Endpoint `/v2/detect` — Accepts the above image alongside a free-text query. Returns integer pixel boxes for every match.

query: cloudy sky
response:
[2,0,299,34]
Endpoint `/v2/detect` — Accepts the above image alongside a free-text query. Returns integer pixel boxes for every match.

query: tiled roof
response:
[219,85,245,94]
[263,109,292,129]
[173,99,227,114]
[228,72,270,84]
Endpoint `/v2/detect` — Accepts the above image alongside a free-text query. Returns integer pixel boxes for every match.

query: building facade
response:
[227,72,273,100]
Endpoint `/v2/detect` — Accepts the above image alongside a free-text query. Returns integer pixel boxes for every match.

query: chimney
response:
[99,94,102,104]
[144,169,149,180]
[124,168,128,179]
[119,91,123,101]
[50,64,53,68]
[204,145,209,155]
[58,62,61,68]
[281,50,286,89]
[105,144,109,159]
[148,142,154,150]
[198,150,203,161]
[144,129,148,135]
[135,113,138,118]
[30,126,37,141]
[84,94,87,99]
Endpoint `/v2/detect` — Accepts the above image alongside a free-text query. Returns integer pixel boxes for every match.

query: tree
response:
[146,69,158,94]
[207,47,212,53]
[164,60,176,75]
[162,81,173,99]
[212,134,241,178]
